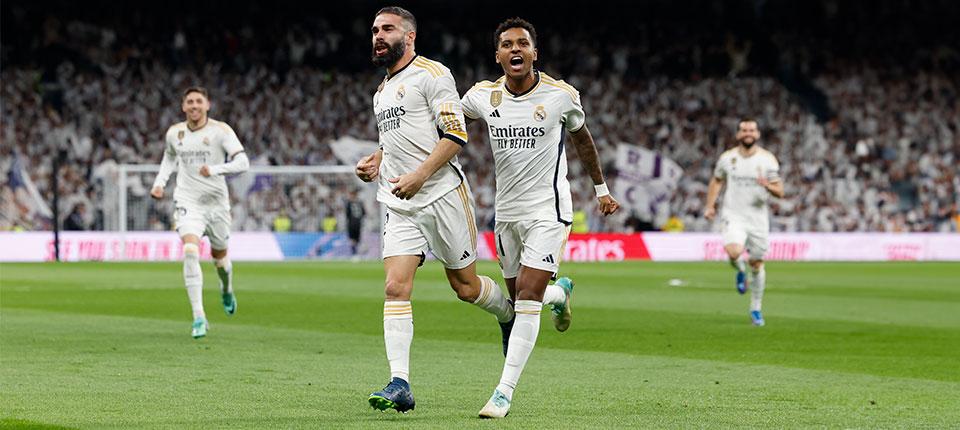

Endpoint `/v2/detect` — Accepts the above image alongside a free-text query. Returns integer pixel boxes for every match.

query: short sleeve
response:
[766,155,781,182]
[561,89,586,133]
[423,71,468,146]
[461,87,482,121]
[713,157,727,180]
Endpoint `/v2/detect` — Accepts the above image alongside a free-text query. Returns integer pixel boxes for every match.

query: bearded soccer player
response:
[150,87,249,338]
[704,119,784,327]
[355,6,515,413]
[460,18,620,418]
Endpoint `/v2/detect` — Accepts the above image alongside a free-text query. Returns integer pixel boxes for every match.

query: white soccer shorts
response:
[494,219,571,279]
[174,203,232,250]
[721,217,769,260]
[381,183,478,270]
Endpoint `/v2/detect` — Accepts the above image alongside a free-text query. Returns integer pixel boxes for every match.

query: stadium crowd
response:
[2,1,958,234]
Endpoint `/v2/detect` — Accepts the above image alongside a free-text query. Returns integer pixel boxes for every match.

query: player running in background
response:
[460,18,620,418]
[704,118,784,327]
[151,87,249,339]
[355,6,515,413]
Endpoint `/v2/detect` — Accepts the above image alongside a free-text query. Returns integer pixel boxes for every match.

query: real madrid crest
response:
[202,137,210,146]
[396,84,405,101]
[490,90,502,108]
[533,105,547,122]
[177,130,185,140]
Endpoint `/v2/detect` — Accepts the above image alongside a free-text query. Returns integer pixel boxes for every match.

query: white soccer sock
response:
[183,244,204,319]
[473,276,515,323]
[496,300,542,400]
[730,256,746,273]
[383,301,413,382]
[215,257,233,294]
[542,283,566,308]
[750,268,766,311]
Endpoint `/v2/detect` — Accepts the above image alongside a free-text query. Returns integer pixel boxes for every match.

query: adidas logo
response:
[489,109,501,118]
[542,254,555,264]
[460,250,471,260]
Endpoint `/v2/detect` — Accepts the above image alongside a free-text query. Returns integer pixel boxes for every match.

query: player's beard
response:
[739,137,756,149]
[372,39,405,68]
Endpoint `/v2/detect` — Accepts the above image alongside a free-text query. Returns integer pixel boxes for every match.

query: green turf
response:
[1,261,958,429]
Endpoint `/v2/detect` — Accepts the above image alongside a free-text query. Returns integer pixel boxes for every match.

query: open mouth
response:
[374,43,389,56]
[509,56,524,71]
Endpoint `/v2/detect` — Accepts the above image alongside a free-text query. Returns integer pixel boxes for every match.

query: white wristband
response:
[594,183,610,198]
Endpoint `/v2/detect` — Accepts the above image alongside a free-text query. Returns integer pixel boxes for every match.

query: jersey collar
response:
[187,117,210,132]
[386,54,418,81]
[503,70,541,98]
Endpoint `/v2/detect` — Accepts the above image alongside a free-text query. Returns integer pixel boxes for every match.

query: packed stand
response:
[2,1,957,233]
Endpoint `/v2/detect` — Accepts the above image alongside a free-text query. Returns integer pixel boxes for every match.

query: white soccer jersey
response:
[713,147,781,228]
[154,118,245,211]
[373,55,469,212]
[461,71,585,224]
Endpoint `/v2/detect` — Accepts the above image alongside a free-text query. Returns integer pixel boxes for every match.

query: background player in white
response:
[150,87,249,339]
[461,18,619,418]
[355,7,515,413]
[704,118,784,326]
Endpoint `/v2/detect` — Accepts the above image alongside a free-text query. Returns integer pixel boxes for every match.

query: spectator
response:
[63,203,88,231]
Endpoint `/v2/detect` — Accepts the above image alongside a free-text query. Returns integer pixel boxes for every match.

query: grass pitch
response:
[1,261,958,429]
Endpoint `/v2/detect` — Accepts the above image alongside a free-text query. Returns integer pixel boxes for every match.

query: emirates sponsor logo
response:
[564,238,625,262]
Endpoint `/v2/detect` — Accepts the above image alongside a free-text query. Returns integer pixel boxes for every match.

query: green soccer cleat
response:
[191,317,208,339]
[551,277,574,332]
[222,292,237,316]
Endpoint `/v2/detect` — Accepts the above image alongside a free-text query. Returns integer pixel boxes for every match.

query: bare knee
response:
[515,285,545,302]
[384,278,412,301]
[211,248,227,259]
[514,278,547,302]
[451,280,477,302]
[749,260,764,271]
[725,244,744,260]
[444,265,480,302]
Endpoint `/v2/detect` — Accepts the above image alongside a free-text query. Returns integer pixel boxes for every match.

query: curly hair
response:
[494,17,537,49]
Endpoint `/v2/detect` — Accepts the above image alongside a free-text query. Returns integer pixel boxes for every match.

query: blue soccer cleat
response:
[551,277,574,332]
[222,292,237,316]
[368,377,415,413]
[191,317,208,339]
[750,310,765,326]
[736,271,748,295]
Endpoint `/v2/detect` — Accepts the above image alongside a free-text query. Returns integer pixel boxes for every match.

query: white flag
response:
[614,144,683,224]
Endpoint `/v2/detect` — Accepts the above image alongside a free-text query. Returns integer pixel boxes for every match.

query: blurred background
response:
[1,0,958,260]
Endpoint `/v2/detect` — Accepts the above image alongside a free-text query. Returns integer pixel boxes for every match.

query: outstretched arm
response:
[569,125,618,215]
